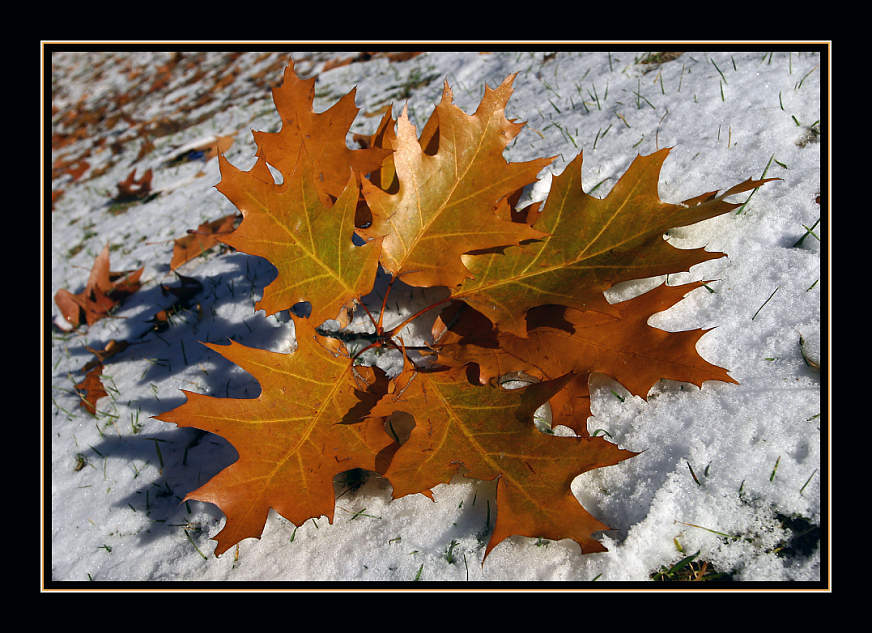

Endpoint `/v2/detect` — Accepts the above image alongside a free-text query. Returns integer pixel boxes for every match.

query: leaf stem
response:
[385,296,453,339]
[378,274,397,334]
[358,299,380,334]
[350,339,383,363]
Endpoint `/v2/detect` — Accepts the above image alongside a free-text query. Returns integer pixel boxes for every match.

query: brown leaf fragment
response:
[114,168,153,201]
[133,137,156,163]
[82,339,129,372]
[53,157,90,182]
[52,189,64,211]
[166,134,235,166]
[75,363,107,416]
[322,52,424,73]
[170,213,238,270]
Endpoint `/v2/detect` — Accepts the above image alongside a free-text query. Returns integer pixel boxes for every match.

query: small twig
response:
[358,299,380,334]
[385,296,453,339]
[377,274,397,334]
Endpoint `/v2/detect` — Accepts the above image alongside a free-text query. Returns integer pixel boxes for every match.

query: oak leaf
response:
[54,244,144,328]
[360,75,554,288]
[251,60,390,199]
[215,152,382,326]
[454,149,777,335]
[153,321,394,555]
[82,339,129,372]
[371,358,637,557]
[75,363,107,416]
[114,167,153,201]
[434,280,736,435]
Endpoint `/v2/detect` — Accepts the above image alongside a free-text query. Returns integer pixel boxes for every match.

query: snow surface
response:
[46,47,826,586]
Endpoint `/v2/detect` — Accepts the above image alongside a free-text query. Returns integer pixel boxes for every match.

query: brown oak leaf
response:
[75,363,107,416]
[114,168,153,201]
[370,357,637,557]
[82,339,129,372]
[54,244,144,328]
[434,280,736,435]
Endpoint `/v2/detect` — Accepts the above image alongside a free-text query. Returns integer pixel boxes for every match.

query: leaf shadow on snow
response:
[70,252,303,550]
[91,426,237,548]
[109,253,293,417]
[53,252,286,370]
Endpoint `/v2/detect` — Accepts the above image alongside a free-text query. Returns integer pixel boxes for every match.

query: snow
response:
[46,47,826,586]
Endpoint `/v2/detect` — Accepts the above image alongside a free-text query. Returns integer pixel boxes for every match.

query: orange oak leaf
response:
[434,280,736,435]
[153,320,394,556]
[360,75,554,288]
[170,213,238,270]
[454,149,777,336]
[215,151,382,326]
[251,60,391,199]
[54,244,144,328]
[370,359,637,558]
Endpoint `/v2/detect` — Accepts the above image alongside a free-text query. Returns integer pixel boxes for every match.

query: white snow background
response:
[45,46,827,587]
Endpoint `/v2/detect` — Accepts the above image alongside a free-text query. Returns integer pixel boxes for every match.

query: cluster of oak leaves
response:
[56,61,774,561]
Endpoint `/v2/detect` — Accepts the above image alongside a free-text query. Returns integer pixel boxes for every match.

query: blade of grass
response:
[752,287,779,320]
[793,218,821,247]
